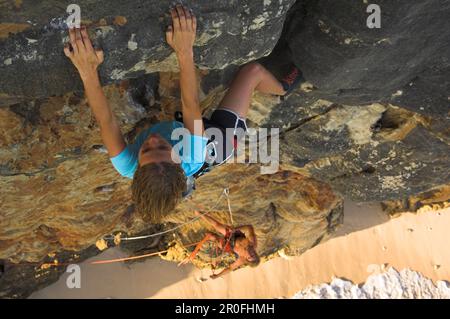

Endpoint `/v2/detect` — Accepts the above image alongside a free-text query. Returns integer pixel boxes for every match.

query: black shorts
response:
[203,109,248,165]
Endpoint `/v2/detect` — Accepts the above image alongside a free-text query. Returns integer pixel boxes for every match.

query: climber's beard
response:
[138,133,175,166]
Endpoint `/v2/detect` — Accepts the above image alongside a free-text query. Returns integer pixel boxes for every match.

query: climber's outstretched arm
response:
[178,232,219,266]
[64,27,125,157]
[194,211,227,236]
[166,5,204,136]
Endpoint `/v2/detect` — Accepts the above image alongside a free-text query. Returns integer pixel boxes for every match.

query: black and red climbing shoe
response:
[280,63,305,96]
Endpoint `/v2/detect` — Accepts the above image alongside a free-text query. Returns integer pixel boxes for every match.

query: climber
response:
[178,211,260,279]
[63,4,304,224]
[63,6,207,223]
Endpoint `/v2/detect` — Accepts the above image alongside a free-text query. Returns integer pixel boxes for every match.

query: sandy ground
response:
[30,200,450,299]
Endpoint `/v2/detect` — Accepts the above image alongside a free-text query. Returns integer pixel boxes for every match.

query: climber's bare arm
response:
[166,5,204,136]
[236,225,257,248]
[210,259,245,279]
[194,211,227,236]
[178,232,219,266]
[64,27,126,157]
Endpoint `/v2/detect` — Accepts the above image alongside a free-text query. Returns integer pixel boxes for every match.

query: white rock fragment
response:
[128,34,138,51]
[21,50,38,61]
[392,90,403,97]
[380,175,406,191]
[26,38,38,44]
[293,268,450,299]
[4,58,13,65]
[249,13,269,30]
[111,69,127,80]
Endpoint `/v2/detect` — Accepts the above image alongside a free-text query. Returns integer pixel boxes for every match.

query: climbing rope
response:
[94,187,236,266]
[103,187,232,242]
[224,188,234,225]
[27,241,201,268]
[6,189,236,268]
[90,241,200,265]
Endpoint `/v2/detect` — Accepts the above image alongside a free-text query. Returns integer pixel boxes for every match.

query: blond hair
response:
[131,162,186,223]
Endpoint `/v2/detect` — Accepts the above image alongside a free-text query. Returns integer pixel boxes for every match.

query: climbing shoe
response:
[280,63,305,96]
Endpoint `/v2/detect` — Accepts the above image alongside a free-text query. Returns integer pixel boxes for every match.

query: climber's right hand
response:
[166,4,197,57]
[64,26,104,81]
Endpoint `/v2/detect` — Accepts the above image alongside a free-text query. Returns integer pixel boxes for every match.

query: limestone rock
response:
[262,0,450,201]
[163,164,343,265]
[272,102,450,201]
[0,0,295,104]
[1,0,450,298]
[381,184,450,217]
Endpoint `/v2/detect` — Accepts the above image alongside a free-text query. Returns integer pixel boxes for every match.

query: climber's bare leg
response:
[218,62,285,118]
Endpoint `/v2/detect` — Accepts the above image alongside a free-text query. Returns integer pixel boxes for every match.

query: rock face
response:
[262,0,450,201]
[164,164,343,265]
[0,0,449,298]
[0,0,295,104]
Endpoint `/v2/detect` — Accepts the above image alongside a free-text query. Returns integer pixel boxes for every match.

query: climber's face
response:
[246,246,258,263]
[138,133,174,166]
[236,238,257,262]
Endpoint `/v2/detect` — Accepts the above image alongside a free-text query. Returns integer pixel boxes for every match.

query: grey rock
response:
[0,0,295,104]
[262,0,450,201]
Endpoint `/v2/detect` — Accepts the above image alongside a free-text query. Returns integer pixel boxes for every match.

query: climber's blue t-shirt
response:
[110,121,208,179]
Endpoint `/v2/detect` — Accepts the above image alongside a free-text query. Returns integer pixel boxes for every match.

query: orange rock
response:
[0,23,30,39]
[113,16,128,26]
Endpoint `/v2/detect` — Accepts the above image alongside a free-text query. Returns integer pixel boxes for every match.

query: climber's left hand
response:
[166,4,197,57]
[64,26,104,81]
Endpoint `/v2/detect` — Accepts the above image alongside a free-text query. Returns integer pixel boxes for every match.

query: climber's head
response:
[246,245,260,267]
[138,133,174,166]
[235,237,260,267]
[131,133,186,223]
